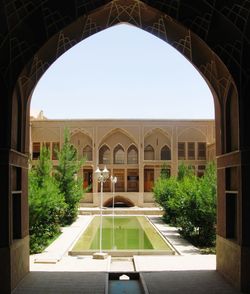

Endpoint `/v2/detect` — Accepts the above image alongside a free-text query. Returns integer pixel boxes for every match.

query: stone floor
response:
[13,214,243,293]
[13,270,241,294]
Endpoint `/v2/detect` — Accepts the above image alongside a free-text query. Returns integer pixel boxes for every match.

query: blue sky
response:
[31,24,214,119]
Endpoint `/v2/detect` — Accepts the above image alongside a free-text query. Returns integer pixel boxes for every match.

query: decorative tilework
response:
[4,0,36,31]
[188,12,213,40]
[221,1,250,34]
[105,0,146,28]
[215,40,244,74]
[171,31,192,61]
[56,31,77,58]
[81,15,102,39]
[41,4,71,37]
[144,0,179,18]
[0,0,247,108]
[146,16,170,41]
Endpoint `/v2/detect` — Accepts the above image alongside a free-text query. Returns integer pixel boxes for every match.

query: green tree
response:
[29,147,66,254]
[55,128,85,225]
[177,162,195,180]
[196,161,217,245]
[153,162,217,247]
[160,162,170,179]
[153,176,179,223]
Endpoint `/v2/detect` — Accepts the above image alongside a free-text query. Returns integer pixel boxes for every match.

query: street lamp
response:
[93,166,109,259]
[110,175,117,216]
[110,175,117,250]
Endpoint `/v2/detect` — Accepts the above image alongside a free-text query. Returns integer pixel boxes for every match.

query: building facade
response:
[30,116,215,208]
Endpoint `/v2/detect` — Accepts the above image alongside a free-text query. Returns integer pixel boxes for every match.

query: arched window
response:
[114,144,125,164]
[144,145,154,160]
[99,145,110,164]
[83,145,92,161]
[161,145,171,160]
[127,145,138,164]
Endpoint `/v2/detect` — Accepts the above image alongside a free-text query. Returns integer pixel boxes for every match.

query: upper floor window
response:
[188,142,195,160]
[144,145,154,160]
[127,145,138,164]
[83,145,92,161]
[161,145,171,160]
[99,145,110,164]
[114,144,125,164]
[178,142,186,160]
[198,142,206,160]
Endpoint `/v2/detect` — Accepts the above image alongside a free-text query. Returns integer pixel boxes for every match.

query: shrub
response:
[29,147,66,254]
[153,162,217,247]
[55,128,85,225]
[153,176,179,223]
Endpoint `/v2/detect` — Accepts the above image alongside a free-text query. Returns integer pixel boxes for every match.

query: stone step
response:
[78,207,164,215]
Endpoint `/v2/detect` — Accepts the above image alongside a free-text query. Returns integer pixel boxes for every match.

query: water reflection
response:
[71,216,172,252]
[90,217,153,250]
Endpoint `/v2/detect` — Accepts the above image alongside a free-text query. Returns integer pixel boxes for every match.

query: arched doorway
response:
[0,1,249,292]
[104,196,135,208]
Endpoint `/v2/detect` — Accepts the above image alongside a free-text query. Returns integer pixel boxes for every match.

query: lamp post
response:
[110,175,117,217]
[93,166,109,259]
[110,175,117,250]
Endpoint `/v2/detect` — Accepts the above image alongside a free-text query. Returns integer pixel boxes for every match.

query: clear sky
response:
[31,24,214,120]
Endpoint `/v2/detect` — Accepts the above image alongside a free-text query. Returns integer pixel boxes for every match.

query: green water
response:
[72,216,172,252]
[90,217,153,250]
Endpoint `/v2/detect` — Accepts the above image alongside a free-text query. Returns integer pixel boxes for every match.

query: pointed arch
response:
[144,144,154,160]
[144,127,171,140]
[99,144,111,164]
[113,144,125,164]
[103,196,134,208]
[4,0,246,291]
[99,127,137,147]
[127,144,138,164]
[161,145,171,160]
[83,145,92,161]
[177,127,207,141]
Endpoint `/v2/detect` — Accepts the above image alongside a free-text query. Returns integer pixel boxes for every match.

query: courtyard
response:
[13,213,240,293]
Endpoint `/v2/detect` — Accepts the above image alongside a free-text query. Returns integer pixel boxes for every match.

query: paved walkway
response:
[148,216,200,255]
[13,215,242,293]
[31,216,94,267]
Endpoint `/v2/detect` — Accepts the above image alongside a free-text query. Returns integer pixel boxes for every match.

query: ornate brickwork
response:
[81,15,102,39]
[4,0,36,32]
[220,1,250,35]
[0,0,248,101]
[171,31,192,61]
[41,3,71,37]
[1,1,250,292]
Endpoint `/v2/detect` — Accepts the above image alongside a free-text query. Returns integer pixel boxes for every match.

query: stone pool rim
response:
[68,215,177,257]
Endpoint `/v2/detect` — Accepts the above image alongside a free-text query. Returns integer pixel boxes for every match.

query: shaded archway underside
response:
[7,0,243,157]
[103,196,134,208]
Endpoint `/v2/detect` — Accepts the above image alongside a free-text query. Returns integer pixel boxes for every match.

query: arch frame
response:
[1,0,248,292]
[98,127,137,147]
[113,143,126,164]
[127,143,139,164]
[103,195,135,208]
[99,143,111,165]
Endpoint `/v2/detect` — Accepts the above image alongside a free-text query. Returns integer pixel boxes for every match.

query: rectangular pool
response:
[69,216,175,256]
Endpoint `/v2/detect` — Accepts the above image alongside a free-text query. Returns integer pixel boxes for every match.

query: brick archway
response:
[0,1,249,292]
[103,196,135,207]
